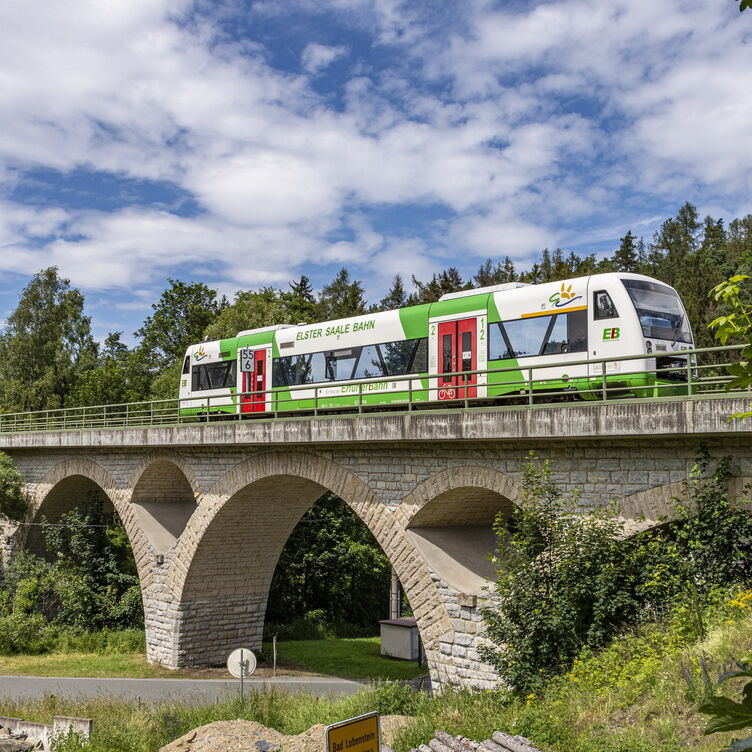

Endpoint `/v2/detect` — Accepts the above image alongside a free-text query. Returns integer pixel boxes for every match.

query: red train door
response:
[240,349,267,413]
[437,318,477,400]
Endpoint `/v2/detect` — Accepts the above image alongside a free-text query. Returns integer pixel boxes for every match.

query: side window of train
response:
[490,310,588,359]
[594,290,618,319]
[182,356,190,375]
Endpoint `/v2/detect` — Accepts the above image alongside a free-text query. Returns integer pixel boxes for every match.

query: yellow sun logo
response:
[560,283,574,300]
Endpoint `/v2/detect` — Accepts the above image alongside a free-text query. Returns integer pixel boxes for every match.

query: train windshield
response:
[621,279,692,343]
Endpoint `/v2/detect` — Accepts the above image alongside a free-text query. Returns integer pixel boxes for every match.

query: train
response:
[178,272,694,417]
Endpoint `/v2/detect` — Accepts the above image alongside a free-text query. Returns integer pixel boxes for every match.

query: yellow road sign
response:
[325,711,380,752]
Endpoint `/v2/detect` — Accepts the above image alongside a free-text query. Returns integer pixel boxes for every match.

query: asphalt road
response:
[0,675,364,703]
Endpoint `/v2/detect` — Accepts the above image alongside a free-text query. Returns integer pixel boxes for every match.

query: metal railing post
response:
[358,382,363,414]
[527,368,533,406]
[408,377,413,411]
[686,358,693,396]
[601,370,607,402]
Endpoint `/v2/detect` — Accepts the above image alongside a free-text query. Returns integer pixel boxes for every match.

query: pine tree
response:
[408,267,468,304]
[282,275,318,323]
[317,268,367,320]
[473,258,517,287]
[613,230,639,272]
[376,275,408,311]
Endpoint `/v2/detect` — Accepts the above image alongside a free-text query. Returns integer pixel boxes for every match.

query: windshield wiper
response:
[670,312,686,345]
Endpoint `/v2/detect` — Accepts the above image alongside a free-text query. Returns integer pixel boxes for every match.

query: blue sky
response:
[1,0,750,343]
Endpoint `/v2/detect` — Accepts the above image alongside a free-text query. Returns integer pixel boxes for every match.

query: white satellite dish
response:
[227,647,257,678]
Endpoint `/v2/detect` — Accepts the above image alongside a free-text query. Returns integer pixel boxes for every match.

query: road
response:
[0,675,364,703]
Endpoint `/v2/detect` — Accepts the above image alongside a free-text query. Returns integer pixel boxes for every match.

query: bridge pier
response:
[1,399,751,690]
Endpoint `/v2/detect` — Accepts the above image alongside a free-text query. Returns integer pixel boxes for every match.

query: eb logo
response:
[602,327,620,341]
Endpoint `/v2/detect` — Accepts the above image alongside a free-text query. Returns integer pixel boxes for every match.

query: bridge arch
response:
[127,454,200,556]
[617,475,752,536]
[158,450,454,683]
[21,458,154,587]
[397,466,521,597]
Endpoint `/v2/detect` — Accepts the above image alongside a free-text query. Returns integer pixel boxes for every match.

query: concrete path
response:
[0,675,364,703]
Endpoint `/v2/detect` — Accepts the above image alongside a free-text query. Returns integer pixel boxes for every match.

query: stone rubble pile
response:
[0,724,40,752]
[410,729,541,752]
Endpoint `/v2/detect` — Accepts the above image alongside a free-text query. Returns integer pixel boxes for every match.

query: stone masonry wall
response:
[1,432,751,691]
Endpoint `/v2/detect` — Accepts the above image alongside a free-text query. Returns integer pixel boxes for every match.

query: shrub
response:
[480,449,752,695]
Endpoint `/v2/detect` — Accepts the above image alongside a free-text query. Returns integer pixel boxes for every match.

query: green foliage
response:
[408,267,468,304]
[203,287,287,341]
[736,0,752,12]
[0,267,98,412]
[479,454,637,694]
[710,275,752,418]
[700,656,752,750]
[317,268,366,320]
[0,501,142,640]
[134,279,224,372]
[0,450,26,520]
[480,450,752,695]
[266,493,390,633]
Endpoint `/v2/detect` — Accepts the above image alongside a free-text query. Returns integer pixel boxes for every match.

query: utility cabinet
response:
[379,617,420,660]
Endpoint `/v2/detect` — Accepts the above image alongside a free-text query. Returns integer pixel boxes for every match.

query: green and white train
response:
[178,272,694,417]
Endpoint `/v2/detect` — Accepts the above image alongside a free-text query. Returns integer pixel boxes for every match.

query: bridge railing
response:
[0,344,749,433]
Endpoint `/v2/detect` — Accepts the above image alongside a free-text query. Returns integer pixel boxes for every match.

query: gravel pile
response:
[160,715,412,752]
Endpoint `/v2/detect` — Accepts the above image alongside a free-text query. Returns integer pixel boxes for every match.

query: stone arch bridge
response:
[1,398,751,690]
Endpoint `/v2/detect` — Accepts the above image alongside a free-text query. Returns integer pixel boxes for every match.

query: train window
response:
[353,345,386,379]
[489,310,587,359]
[488,323,515,360]
[325,349,359,381]
[504,315,552,358]
[410,338,428,373]
[594,290,618,319]
[273,337,430,387]
[191,361,237,391]
[182,356,190,375]
[543,310,588,354]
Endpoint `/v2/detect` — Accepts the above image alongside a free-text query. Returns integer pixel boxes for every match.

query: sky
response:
[1,0,751,343]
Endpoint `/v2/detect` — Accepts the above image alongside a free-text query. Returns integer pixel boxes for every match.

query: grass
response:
[4,603,752,752]
[0,652,197,679]
[0,636,425,681]
[266,637,427,680]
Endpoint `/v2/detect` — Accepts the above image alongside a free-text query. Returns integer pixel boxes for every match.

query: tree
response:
[613,230,639,272]
[709,275,752,419]
[408,267,468,304]
[473,258,517,287]
[0,267,98,412]
[317,268,367,320]
[375,275,408,312]
[734,0,751,11]
[134,280,223,373]
[0,452,25,520]
[282,276,318,323]
[266,493,391,631]
[203,288,286,341]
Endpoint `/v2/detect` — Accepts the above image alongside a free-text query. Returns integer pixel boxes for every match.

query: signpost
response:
[239,348,255,373]
[227,647,256,701]
[325,712,380,752]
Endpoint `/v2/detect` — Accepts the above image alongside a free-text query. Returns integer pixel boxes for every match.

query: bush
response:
[480,449,752,695]
[0,613,59,654]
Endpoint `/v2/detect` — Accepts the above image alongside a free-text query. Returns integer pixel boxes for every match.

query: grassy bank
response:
[4,607,751,752]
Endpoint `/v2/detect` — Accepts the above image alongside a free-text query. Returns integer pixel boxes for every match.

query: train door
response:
[240,348,268,413]
[436,318,477,400]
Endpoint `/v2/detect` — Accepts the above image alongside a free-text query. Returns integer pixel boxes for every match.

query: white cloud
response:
[301,43,347,74]
[0,0,749,310]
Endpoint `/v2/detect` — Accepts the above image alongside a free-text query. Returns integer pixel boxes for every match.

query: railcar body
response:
[178,273,694,417]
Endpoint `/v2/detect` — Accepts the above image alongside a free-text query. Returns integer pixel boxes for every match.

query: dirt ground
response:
[160,716,412,752]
